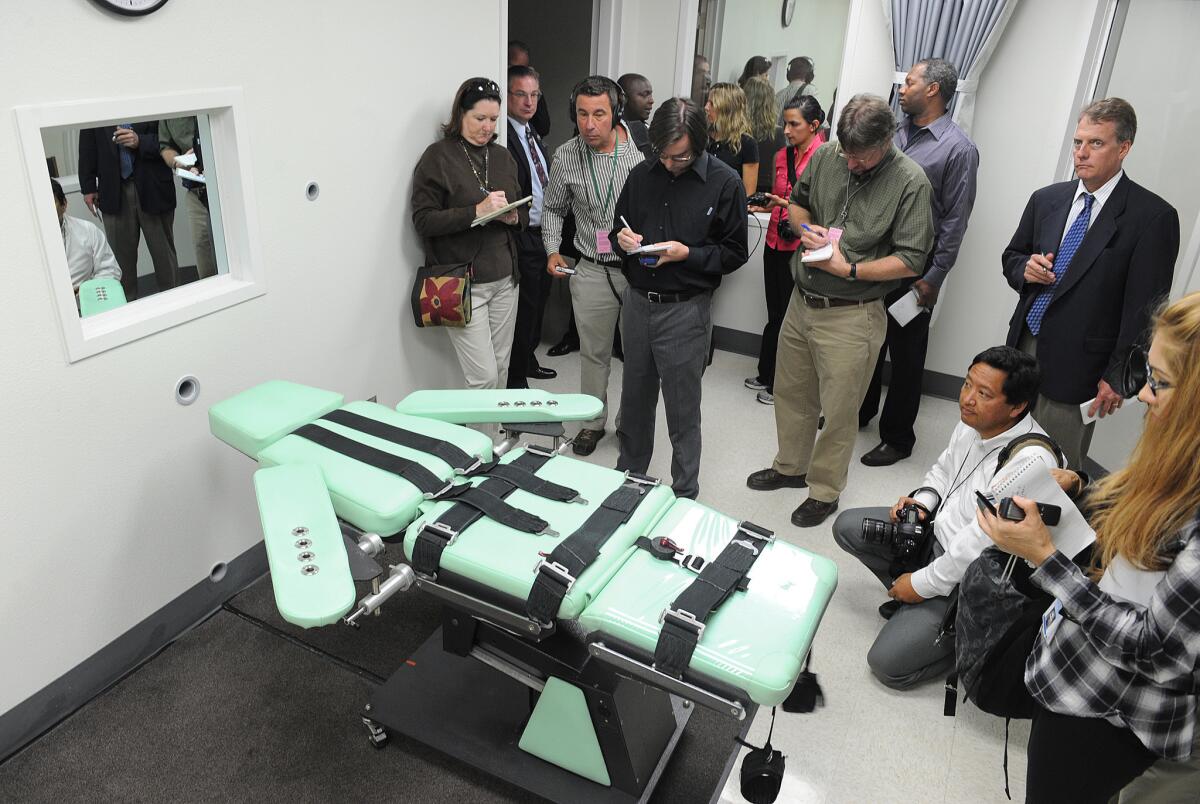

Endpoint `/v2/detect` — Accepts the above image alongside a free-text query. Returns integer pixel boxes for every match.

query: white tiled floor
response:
[530,345,1028,804]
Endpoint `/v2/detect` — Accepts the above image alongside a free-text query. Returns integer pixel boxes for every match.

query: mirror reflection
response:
[42,113,227,313]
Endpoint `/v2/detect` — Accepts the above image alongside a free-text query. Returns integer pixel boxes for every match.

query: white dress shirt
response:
[909,416,1058,599]
[1060,169,1124,242]
[508,116,545,228]
[62,215,121,289]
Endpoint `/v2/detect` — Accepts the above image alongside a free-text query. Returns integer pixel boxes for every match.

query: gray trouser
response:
[1018,328,1095,469]
[616,288,712,500]
[832,506,954,690]
[104,180,179,301]
[570,258,628,431]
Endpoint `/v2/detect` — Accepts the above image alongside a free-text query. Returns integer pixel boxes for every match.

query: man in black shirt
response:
[618,73,655,158]
[610,97,749,499]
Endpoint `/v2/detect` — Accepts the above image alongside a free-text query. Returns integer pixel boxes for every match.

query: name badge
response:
[1041,599,1064,641]
[595,229,613,255]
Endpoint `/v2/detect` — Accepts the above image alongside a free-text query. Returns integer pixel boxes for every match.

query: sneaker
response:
[746,468,807,491]
[744,376,768,391]
[756,390,774,405]
[790,497,839,528]
[572,428,605,456]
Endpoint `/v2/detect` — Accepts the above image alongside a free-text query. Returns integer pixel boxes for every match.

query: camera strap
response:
[653,521,773,679]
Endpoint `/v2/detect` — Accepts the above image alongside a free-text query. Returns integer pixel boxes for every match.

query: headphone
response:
[996,432,1065,471]
[567,75,625,125]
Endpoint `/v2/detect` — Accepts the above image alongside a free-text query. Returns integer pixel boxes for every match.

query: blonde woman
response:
[704,82,758,195]
[744,76,783,193]
[978,292,1200,803]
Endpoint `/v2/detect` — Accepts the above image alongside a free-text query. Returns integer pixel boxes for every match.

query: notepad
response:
[989,457,1095,559]
[471,195,532,227]
[629,243,670,255]
[176,168,205,184]
[888,288,925,326]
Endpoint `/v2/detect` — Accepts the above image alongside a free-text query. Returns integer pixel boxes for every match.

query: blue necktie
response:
[118,123,134,180]
[1026,193,1094,336]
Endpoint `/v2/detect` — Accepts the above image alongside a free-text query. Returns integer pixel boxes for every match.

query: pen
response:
[620,215,633,231]
[800,223,813,232]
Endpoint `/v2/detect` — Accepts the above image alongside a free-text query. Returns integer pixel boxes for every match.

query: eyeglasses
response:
[511,91,542,101]
[1145,359,1173,395]
[660,153,695,164]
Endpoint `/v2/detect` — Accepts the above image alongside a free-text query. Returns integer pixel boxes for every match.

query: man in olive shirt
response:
[746,94,934,527]
[159,116,218,282]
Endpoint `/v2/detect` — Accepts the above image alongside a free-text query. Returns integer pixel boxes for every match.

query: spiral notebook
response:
[989,456,1095,559]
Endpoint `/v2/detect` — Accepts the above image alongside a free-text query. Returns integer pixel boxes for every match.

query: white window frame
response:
[15,87,265,363]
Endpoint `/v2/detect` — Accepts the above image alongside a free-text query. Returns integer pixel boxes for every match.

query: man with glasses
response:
[745,93,934,528]
[611,97,748,499]
[1002,97,1178,470]
[505,65,556,388]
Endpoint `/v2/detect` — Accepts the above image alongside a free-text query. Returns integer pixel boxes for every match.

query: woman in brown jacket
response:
[411,77,527,389]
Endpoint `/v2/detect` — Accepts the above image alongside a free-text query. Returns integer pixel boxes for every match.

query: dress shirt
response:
[1061,169,1124,243]
[908,416,1057,599]
[62,215,121,289]
[508,116,545,228]
[1026,511,1200,760]
[765,132,824,252]
[542,122,645,263]
[895,113,979,288]
[609,152,749,293]
[789,142,934,301]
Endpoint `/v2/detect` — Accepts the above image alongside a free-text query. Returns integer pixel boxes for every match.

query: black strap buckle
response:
[624,470,660,488]
[660,607,706,638]
[737,521,775,544]
[523,442,558,459]
[424,479,456,500]
[455,456,485,476]
[421,520,459,548]
[678,554,706,573]
[533,559,576,594]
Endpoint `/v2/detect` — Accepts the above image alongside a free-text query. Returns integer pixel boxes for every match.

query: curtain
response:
[883,0,1020,136]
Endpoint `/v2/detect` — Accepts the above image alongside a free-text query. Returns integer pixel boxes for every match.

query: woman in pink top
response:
[745,95,826,404]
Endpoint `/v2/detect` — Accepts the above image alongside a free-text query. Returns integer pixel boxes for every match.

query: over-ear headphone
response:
[996,432,1065,470]
[567,75,625,126]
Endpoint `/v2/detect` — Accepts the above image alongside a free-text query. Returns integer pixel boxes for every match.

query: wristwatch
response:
[848,263,858,281]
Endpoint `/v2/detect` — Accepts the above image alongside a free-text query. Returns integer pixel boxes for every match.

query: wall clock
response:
[782,0,797,28]
[90,0,170,16]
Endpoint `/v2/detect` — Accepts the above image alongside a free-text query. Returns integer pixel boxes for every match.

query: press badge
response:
[1041,599,1064,640]
[595,230,613,255]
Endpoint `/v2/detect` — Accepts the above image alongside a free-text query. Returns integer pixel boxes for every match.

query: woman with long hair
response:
[411,77,525,390]
[704,82,758,195]
[978,291,1200,802]
[737,55,770,87]
[745,95,826,404]
[743,76,782,193]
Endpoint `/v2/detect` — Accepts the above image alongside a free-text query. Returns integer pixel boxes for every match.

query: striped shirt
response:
[1025,512,1200,760]
[790,141,933,301]
[542,122,646,263]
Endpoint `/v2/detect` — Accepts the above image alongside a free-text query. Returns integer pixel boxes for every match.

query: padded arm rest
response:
[395,389,602,425]
[78,277,126,318]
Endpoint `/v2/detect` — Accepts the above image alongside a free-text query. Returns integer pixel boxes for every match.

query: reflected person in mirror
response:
[159,117,217,282]
[52,177,120,294]
[78,122,179,301]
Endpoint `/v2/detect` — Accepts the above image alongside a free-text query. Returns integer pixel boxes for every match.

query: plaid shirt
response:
[1025,512,1200,760]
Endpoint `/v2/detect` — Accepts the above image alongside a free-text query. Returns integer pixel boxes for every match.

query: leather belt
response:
[801,292,866,309]
[632,287,705,304]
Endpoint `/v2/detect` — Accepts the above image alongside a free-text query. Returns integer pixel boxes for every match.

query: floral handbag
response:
[410,262,472,328]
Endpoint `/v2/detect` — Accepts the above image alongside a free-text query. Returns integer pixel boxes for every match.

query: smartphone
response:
[974,490,997,516]
[556,266,576,276]
[638,256,659,267]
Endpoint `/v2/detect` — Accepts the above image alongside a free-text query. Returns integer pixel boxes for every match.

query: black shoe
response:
[790,497,839,528]
[572,428,605,456]
[860,442,912,467]
[878,600,902,620]
[547,339,579,357]
[526,366,557,380]
[746,468,807,491]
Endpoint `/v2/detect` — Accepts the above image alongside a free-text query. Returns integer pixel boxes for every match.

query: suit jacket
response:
[506,121,551,222]
[78,123,176,215]
[1002,174,1179,403]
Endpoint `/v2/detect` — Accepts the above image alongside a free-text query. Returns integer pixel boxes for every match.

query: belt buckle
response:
[533,559,576,594]
[646,290,663,304]
[805,293,828,309]
[422,520,459,548]
[660,607,706,638]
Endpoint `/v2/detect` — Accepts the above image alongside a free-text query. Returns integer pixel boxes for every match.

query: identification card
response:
[827,227,844,242]
[1041,599,1064,641]
[595,229,613,255]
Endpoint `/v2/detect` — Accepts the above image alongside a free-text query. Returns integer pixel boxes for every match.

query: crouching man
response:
[832,346,1060,689]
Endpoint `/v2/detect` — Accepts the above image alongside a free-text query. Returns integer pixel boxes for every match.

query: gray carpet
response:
[0,550,748,803]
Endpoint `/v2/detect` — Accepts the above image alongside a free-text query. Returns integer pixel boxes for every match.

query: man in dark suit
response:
[507,41,550,138]
[78,122,179,302]
[505,65,556,387]
[1003,97,1178,468]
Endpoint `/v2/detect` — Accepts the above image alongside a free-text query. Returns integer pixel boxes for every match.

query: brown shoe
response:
[572,428,605,456]
[746,468,807,491]
[790,497,839,527]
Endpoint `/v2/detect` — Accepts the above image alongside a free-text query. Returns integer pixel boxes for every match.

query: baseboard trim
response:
[0,542,267,764]
[712,326,760,358]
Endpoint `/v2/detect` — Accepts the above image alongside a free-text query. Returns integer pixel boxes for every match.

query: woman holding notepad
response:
[411,77,529,389]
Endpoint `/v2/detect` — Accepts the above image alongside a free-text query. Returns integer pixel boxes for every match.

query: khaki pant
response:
[772,291,887,502]
[570,258,628,431]
[185,189,217,280]
[1118,730,1200,803]
[446,277,518,390]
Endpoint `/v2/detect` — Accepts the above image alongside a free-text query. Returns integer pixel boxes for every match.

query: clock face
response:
[91,0,171,16]
[782,0,797,27]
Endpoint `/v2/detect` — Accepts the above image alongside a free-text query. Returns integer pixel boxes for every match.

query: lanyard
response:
[585,131,621,217]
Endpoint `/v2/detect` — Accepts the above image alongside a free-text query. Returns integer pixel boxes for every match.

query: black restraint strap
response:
[525,479,655,625]
[481,462,580,503]
[321,408,480,474]
[411,450,556,578]
[652,521,774,679]
[291,423,449,497]
[438,484,549,534]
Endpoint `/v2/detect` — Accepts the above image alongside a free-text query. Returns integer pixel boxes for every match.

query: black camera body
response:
[862,504,929,559]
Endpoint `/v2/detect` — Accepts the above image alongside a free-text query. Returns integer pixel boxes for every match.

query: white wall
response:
[616,0,690,104]
[0,0,501,717]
